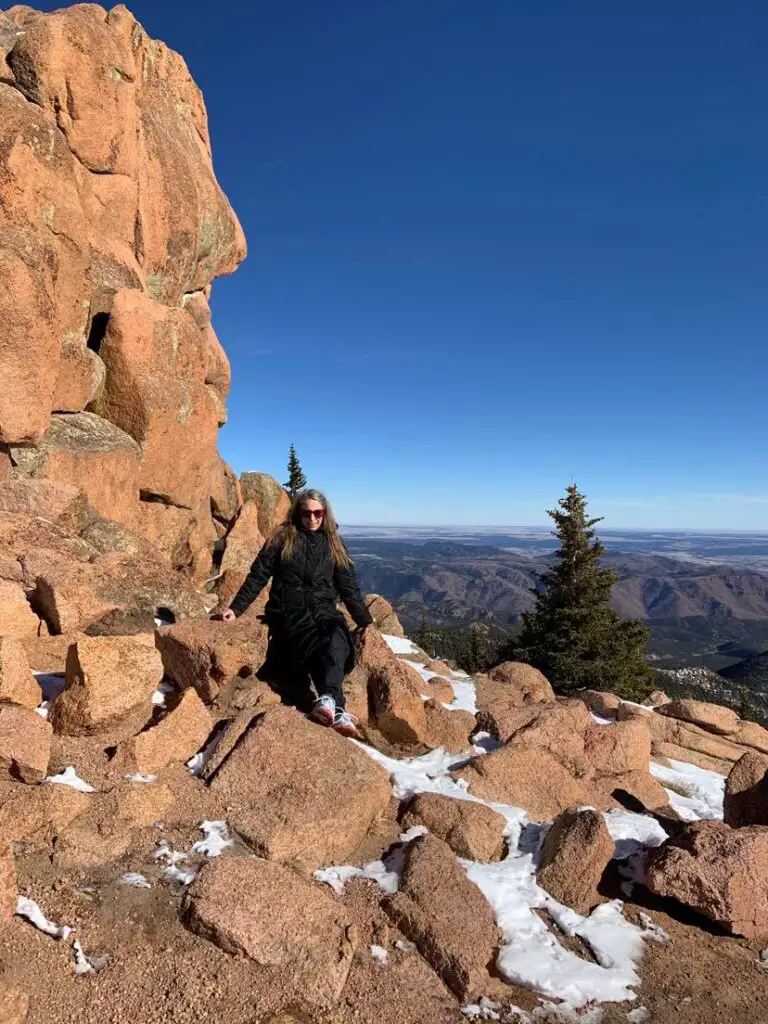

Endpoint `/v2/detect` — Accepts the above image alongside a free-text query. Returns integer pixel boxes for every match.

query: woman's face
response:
[300,498,325,532]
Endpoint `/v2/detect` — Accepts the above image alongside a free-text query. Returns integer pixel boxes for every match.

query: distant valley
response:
[343,527,768,671]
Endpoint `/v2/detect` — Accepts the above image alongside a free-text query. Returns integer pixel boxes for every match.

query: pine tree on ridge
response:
[283,444,307,499]
[498,483,653,700]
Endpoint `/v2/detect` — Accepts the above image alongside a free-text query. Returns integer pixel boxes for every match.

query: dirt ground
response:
[3,835,767,1024]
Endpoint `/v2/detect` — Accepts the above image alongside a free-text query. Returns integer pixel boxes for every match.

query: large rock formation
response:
[0,2,245,585]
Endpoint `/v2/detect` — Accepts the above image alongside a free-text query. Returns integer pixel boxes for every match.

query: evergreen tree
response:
[414,617,438,658]
[499,484,653,700]
[283,444,307,499]
[466,622,492,675]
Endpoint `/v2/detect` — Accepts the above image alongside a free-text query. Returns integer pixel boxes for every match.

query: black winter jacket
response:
[228,528,373,666]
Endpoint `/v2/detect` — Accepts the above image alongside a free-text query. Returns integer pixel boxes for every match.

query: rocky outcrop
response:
[656,699,740,737]
[0,636,41,708]
[583,719,651,776]
[0,703,51,783]
[454,743,607,821]
[475,664,555,741]
[645,821,768,938]
[117,689,212,775]
[537,808,613,914]
[185,857,357,1009]
[619,701,768,771]
[384,834,500,1000]
[356,627,429,745]
[207,705,392,867]
[723,751,768,828]
[0,2,246,581]
[50,635,162,740]
[155,618,270,703]
[401,793,506,861]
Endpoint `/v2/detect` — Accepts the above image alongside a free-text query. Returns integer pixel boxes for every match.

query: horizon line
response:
[339,523,768,535]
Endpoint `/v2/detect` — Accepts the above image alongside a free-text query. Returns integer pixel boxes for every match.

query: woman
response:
[220,488,373,736]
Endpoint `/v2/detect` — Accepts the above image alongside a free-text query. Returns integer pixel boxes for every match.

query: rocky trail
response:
[0,5,767,1022]
[1,619,768,1023]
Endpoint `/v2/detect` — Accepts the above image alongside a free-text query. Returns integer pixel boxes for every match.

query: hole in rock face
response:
[155,607,176,626]
[86,312,110,353]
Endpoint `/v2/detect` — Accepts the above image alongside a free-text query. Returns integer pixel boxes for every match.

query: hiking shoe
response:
[310,695,336,726]
[332,710,359,738]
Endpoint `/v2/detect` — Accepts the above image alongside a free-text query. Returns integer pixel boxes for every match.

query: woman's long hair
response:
[270,488,351,568]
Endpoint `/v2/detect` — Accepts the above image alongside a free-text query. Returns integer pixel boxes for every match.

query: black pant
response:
[258,626,350,713]
[307,626,350,711]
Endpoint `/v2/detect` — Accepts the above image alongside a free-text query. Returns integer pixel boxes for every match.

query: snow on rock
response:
[446,676,478,714]
[356,741,528,840]
[43,766,95,793]
[186,728,225,778]
[461,997,502,1019]
[370,943,389,963]
[192,820,233,857]
[72,939,96,975]
[341,642,711,1010]
[152,680,177,708]
[15,896,72,940]
[382,634,421,656]
[464,856,646,1007]
[649,759,724,821]
[125,773,158,784]
[603,810,668,861]
[637,911,668,943]
[314,826,426,896]
[152,842,197,885]
[118,873,152,889]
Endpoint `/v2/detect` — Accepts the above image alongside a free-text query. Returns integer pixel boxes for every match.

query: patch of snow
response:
[43,766,95,793]
[72,939,96,975]
[125,773,158,784]
[461,997,502,1019]
[410,661,441,683]
[152,842,197,885]
[590,713,615,725]
[626,1009,649,1023]
[15,896,72,941]
[152,680,177,707]
[444,676,478,714]
[465,856,645,1007]
[35,701,52,720]
[603,810,668,860]
[355,740,528,842]
[637,912,668,943]
[394,938,416,952]
[370,943,388,963]
[192,820,233,857]
[187,726,225,777]
[649,759,724,821]
[315,826,425,895]
[118,873,151,889]
[382,634,420,655]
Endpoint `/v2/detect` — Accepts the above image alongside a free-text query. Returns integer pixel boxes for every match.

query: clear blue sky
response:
[38,1,768,528]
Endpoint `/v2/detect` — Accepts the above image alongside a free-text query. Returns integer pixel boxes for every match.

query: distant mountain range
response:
[345,532,768,671]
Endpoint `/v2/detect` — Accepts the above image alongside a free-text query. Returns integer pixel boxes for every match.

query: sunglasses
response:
[301,509,325,520]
